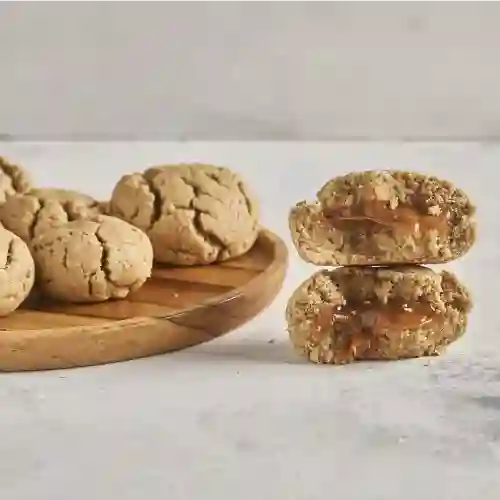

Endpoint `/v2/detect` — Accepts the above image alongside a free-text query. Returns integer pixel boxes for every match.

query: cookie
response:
[0,156,32,204]
[0,188,105,245]
[0,228,35,316]
[286,265,472,365]
[289,170,477,266]
[109,163,260,265]
[31,215,153,303]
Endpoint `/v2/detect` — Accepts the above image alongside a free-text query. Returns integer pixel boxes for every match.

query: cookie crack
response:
[62,245,70,270]
[28,198,44,240]
[174,177,226,256]
[142,174,163,229]
[182,175,227,205]
[61,201,77,222]
[94,225,126,289]
[0,238,14,271]
[191,211,226,259]
[94,225,112,284]
[181,177,204,199]
[204,170,229,192]
[88,271,98,297]
[236,181,252,216]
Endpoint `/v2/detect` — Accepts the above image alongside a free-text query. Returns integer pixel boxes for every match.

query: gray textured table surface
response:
[0,142,498,500]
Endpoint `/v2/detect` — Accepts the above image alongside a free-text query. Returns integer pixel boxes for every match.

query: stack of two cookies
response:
[286,171,477,365]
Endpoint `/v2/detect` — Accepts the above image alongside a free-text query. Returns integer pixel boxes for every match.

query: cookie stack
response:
[285,171,477,365]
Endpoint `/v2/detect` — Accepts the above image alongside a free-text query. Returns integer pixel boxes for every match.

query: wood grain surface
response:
[0,229,288,372]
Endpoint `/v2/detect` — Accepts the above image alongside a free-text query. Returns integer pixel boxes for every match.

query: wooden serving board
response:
[0,229,288,372]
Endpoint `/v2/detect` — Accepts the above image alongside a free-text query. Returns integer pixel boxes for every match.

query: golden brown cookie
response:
[31,215,153,303]
[289,170,477,266]
[0,188,105,245]
[0,228,35,316]
[0,156,32,204]
[286,265,472,365]
[109,163,260,265]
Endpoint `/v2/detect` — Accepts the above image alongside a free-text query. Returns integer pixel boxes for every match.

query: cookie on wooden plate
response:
[31,215,153,303]
[0,227,34,316]
[109,163,260,266]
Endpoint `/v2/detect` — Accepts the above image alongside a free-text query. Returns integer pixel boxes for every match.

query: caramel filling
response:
[312,301,445,345]
[323,201,448,235]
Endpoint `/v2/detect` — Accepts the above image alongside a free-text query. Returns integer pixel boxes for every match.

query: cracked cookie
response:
[0,227,35,316]
[0,156,32,204]
[286,265,472,365]
[31,215,153,303]
[0,188,106,245]
[109,163,260,265]
[289,170,477,266]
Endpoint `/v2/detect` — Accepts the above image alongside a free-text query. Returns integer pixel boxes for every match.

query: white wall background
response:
[2,2,500,141]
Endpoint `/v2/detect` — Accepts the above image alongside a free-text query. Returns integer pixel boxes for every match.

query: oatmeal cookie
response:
[109,163,260,265]
[289,170,476,266]
[286,265,472,365]
[0,228,35,316]
[31,215,153,303]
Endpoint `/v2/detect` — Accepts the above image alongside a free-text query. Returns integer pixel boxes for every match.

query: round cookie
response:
[31,215,153,303]
[289,170,477,266]
[0,228,35,316]
[286,265,472,365]
[109,163,260,266]
[0,156,32,204]
[0,188,105,245]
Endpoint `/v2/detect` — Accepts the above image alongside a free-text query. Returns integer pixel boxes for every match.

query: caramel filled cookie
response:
[31,215,153,303]
[289,171,476,266]
[0,156,32,204]
[0,188,106,245]
[0,228,35,316]
[286,265,472,365]
[109,163,260,266]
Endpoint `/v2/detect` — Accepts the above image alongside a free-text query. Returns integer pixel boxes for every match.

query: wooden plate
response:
[0,229,288,372]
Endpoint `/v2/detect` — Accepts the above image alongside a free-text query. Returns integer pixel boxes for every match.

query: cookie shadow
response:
[178,338,305,366]
[469,395,500,411]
